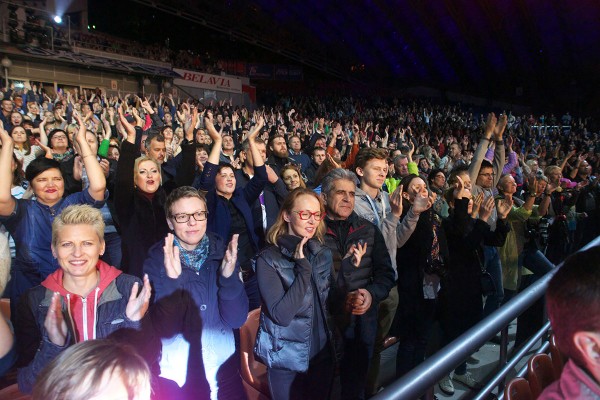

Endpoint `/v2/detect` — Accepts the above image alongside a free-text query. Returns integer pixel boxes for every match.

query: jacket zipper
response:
[82,297,88,341]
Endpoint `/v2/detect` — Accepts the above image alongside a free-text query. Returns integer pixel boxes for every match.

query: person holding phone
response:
[321,168,395,400]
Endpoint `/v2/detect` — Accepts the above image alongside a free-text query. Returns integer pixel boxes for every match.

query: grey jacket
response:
[354,187,420,279]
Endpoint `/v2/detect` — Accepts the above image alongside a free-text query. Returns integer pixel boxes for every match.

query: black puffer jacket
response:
[254,235,334,372]
[324,212,395,308]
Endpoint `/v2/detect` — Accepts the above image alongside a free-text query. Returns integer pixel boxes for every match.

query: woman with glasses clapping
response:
[144,186,248,400]
[255,188,336,400]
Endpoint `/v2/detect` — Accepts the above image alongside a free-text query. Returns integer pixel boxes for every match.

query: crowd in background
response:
[0,80,598,399]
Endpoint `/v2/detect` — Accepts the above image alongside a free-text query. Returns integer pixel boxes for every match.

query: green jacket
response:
[384,162,419,193]
[499,204,540,291]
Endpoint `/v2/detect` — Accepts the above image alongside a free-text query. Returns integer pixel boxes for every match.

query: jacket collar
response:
[276,235,321,258]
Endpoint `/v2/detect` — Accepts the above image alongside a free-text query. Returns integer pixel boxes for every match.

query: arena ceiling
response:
[125,0,600,108]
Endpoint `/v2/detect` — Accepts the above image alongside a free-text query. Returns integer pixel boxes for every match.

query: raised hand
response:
[99,158,110,178]
[412,189,431,214]
[293,236,309,260]
[494,113,508,140]
[471,192,484,218]
[326,153,341,169]
[484,113,497,139]
[265,165,279,184]
[496,197,513,220]
[507,135,514,150]
[35,138,53,159]
[0,120,12,146]
[221,234,239,278]
[390,186,403,217]
[479,196,495,222]
[125,274,151,322]
[163,233,182,279]
[248,115,265,141]
[44,292,68,346]
[141,98,153,114]
[344,241,367,267]
[453,175,471,200]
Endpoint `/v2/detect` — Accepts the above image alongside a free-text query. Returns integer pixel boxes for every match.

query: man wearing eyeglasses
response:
[320,168,395,400]
[468,113,509,317]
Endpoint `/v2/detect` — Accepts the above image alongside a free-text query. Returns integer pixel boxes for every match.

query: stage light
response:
[54,15,62,24]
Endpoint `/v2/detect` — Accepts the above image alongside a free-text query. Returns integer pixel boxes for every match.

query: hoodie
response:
[41,260,122,342]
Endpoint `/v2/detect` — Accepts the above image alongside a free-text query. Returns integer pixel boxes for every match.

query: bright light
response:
[54,15,63,24]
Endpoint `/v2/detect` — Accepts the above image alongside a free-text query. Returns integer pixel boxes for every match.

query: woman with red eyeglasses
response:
[255,188,336,400]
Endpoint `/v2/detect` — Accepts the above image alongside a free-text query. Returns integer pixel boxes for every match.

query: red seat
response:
[504,377,533,400]
[549,334,567,377]
[0,299,9,320]
[239,308,270,400]
[383,336,398,349]
[527,353,557,398]
[0,384,30,400]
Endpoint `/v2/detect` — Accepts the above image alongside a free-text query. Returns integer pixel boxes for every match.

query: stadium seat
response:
[0,299,9,320]
[0,384,30,400]
[504,377,533,400]
[383,336,398,349]
[239,308,270,400]
[527,353,557,398]
[548,334,567,376]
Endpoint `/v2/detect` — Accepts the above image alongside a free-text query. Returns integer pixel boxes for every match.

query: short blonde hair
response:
[133,156,161,186]
[52,205,105,248]
[266,188,326,244]
[33,339,151,400]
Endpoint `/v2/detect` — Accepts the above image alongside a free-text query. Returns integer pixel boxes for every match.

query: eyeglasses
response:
[292,210,323,221]
[478,173,495,178]
[170,211,209,223]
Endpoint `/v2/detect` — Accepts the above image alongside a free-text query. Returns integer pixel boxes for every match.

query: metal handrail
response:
[372,236,600,400]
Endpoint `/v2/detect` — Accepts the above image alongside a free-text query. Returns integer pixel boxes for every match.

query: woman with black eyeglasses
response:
[144,186,248,400]
[255,188,336,400]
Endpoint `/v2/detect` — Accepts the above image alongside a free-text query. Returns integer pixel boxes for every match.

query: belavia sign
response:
[173,68,242,94]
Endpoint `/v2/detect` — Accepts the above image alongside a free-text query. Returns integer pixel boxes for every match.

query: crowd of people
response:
[0,81,598,400]
[5,4,228,74]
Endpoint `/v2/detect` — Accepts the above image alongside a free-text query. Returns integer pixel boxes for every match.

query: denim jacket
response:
[0,189,106,310]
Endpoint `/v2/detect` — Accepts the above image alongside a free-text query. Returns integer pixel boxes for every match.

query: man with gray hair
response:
[321,168,395,400]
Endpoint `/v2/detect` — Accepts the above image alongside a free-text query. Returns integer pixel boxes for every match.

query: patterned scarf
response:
[173,235,210,273]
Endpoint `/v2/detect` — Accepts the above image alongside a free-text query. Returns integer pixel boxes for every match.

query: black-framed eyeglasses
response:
[292,210,323,221]
[170,211,209,223]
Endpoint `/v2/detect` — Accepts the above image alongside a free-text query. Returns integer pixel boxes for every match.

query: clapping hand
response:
[479,196,495,222]
[44,292,68,346]
[221,234,239,278]
[125,274,151,322]
[471,192,484,218]
[390,186,403,217]
[496,197,513,220]
[163,233,182,279]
